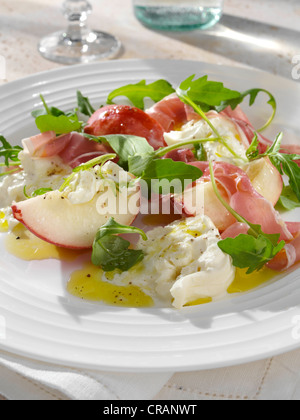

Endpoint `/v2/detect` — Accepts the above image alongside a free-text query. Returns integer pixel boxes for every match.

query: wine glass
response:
[38,0,121,65]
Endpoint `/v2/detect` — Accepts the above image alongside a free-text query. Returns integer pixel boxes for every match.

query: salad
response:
[0,75,300,309]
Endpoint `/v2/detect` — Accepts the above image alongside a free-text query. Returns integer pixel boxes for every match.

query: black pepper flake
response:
[16,236,20,240]
[87,274,91,278]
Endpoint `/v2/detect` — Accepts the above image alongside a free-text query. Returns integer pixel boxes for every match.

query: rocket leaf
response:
[218,234,285,274]
[77,91,96,117]
[0,135,22,168]
[107,79,175,110]
[92,218,148,272]
[35,114,82,135]
[177,75,241,111]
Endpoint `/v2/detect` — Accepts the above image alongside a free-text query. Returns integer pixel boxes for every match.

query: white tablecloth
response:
[1,349,300,400]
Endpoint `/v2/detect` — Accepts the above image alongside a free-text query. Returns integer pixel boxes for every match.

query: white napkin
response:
[2,348,300,400]
[0,351,172,400]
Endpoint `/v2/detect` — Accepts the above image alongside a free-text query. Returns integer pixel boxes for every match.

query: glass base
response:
[38,30,121,65]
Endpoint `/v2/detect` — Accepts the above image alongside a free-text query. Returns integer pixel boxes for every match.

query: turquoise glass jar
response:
[133,0,224,31]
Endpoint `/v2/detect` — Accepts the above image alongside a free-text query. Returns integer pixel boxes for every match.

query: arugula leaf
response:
[73,153,117,173]
[142,159,202,194]
[0,135,23,167]
[177,76,276,134]
[0,168,21,178]
[24,186,53,198]
[244,222,282,247]
[276,186,300,211]
[0,135,23,177]
[107,79,175,110]
[177,75,241,110]
[84,134,155,171]
[270,153,300,202]
[216,89,277,132]
[35,114,82,135]
[103,135,154,169]
[77,91,96,117]
[92,218,148,272]
[265,131,282,155]
[84,133,157,176]
[194,143,207,161]
[176,78,247,162]
[32,188,53,197]
[128,153,155,177]
[31,94,67,119]
[32,94,83,135]
[246,133,260,161]
[218,234,285,274]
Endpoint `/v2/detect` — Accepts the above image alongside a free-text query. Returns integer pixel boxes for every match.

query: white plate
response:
[0,59,300,373]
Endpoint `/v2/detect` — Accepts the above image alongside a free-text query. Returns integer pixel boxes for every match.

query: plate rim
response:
[0,57,297,94]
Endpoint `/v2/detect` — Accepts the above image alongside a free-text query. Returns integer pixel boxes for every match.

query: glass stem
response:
[62,0,92,43]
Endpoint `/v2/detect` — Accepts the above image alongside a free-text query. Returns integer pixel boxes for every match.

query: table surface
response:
[0,0,299,401]
[0,0,299,83]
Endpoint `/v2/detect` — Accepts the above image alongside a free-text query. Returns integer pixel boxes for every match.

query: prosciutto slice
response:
[146,93,189,132]
[22,131,71,158]
[188,161,293,242]
[163,148,196,163]
[23,131,114,168]
[58,132,114,168]
[221,223,249,239]
[267,236,300,271]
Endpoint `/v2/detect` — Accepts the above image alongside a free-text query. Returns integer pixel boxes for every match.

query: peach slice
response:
[244,157,283,206]
[12,167,140,250]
